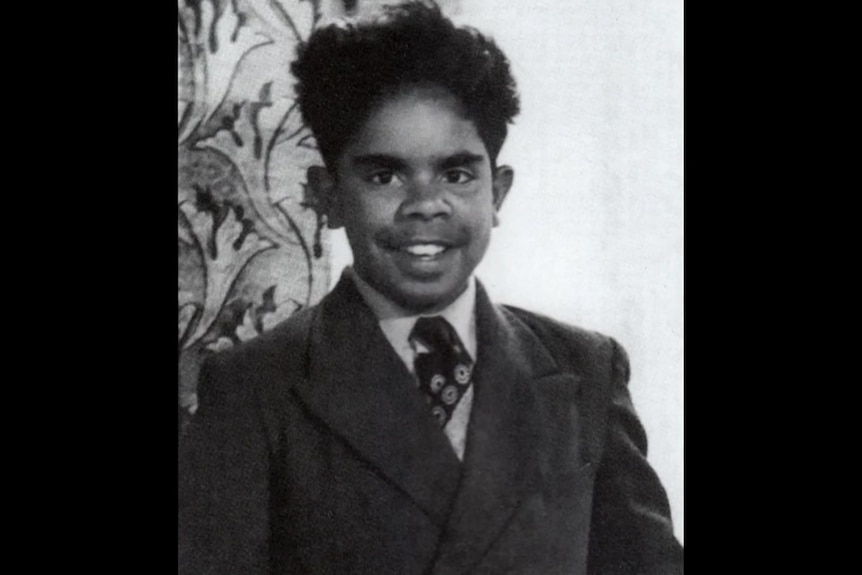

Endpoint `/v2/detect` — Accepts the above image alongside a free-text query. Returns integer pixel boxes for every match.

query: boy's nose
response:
[399,181,452,220]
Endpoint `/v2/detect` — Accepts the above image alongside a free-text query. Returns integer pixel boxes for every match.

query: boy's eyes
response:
[442,169,475,185]
[367,170,398,185]
[364,169,475,186]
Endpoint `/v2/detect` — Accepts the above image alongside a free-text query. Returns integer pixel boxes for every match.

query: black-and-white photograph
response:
[178,0,683,572]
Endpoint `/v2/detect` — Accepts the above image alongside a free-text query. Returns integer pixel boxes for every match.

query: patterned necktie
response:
[410,316,474,427]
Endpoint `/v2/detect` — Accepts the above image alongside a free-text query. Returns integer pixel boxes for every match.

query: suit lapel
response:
[290,276,463,527]
[431,284,581,574]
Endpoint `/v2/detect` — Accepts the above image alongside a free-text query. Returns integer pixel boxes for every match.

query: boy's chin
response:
[386,281,469,315]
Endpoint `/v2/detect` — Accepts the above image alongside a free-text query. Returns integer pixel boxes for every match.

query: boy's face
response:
[316,85,513,314]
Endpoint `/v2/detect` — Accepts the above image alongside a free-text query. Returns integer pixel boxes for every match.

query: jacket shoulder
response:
[501,304,618,366]
[202,304,316,387]
[500,304,632,414]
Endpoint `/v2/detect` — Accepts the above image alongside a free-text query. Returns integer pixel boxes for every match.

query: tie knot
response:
[410,316,461,355]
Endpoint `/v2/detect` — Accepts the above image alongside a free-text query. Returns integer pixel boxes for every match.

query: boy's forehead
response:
[343,83,485,156]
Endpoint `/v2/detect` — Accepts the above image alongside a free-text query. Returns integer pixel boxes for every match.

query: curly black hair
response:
[291,1,520,169]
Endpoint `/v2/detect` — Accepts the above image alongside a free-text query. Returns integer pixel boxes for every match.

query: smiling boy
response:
[179,2,683,574]
[314,82,510,315]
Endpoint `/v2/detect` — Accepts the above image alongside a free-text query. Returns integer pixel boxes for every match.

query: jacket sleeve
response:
[587,339,683,575]
[178,353,272,575]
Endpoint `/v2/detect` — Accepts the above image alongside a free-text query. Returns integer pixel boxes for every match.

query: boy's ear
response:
[491,165,514,227]
[306,165,343,229]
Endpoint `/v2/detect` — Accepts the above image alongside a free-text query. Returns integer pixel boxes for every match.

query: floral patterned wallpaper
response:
[178,0,330,427]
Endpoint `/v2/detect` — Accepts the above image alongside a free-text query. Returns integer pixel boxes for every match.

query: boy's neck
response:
[346,266,475,321]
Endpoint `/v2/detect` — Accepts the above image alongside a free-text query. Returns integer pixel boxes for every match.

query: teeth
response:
[403,244,446,257]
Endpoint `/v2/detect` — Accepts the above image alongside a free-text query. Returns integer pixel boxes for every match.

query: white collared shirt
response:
[348,267,477,460]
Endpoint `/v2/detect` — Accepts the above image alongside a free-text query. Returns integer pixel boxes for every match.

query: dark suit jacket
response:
[179,276,683,574]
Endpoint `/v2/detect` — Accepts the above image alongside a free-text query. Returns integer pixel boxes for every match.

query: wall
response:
[178,0,332,419]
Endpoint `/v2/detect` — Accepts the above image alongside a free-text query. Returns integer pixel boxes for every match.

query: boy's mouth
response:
[383,233,459,258]
[401,243,448,258]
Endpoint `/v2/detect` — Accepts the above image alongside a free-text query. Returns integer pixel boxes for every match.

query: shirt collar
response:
[346,267,478,362]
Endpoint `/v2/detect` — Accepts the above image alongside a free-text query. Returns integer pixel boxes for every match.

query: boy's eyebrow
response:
[350,154,408,170]
[349,152,487,171]
[438,152,486,171]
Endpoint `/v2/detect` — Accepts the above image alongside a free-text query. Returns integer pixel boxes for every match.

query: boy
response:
[179,2,683,573]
